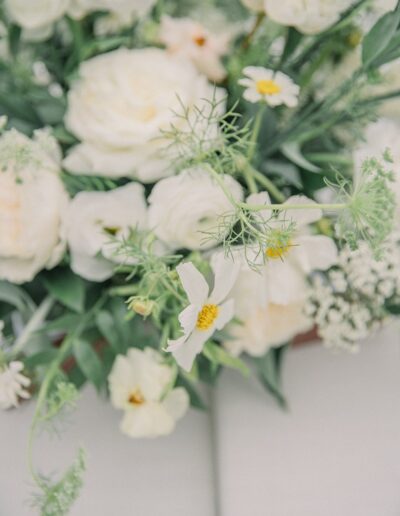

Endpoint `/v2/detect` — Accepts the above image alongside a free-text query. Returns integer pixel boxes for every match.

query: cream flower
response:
[0,361,31,410]
[64,48,221,183]
[167,254,239,371]
[0,129,68,284]
[108,348,189,438]
[249,192,338,304]
[62,183,147,281]
[5,0,69,39]
[159,16,230,82]
[264,0,354,35]
[148,167,243,251]
[239,67,300,107]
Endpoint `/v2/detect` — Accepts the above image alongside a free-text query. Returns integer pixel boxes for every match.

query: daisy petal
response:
[294,235,338,273]
[209,253,240,304]
[166,335,188,352]
[178,304,199,334]
[172,329,213,371]
[176,261,209,305]
[215,298,235,330]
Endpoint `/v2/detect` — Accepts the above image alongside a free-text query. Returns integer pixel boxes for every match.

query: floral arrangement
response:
[1,0,400,513]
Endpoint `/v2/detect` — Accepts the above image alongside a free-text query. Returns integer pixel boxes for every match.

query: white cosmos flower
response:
[148,167,243,251]
[0,129,68,284]
[167,254,239,371]
[249,191,338,304]
[0,361,31,410]
[159,16,230,82]
[264,0,354,35]
[62,183,147,281]
[239,67,300,107]
[108,348,189,438]
[63,48,222,183]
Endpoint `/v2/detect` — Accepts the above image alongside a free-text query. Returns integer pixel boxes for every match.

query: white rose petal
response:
[64,47,222,182]
[148,167,243,251]
[0,129,68,284]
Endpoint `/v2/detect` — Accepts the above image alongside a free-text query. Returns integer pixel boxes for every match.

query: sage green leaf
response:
[203,341,249,376]
[362,8,400,66]
[43,269,86,313]
[281,142,321,173]
[72,338,104,390]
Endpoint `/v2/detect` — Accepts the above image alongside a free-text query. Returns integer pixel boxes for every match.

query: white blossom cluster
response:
[306,236,400,352]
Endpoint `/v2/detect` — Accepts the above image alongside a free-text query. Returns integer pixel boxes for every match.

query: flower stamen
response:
[196,304,219,330]
[256,79,281,95]
[128,389,145,405]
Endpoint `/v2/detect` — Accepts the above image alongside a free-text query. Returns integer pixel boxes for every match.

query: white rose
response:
[159,16,230,82]
[62,182,148,281]
[69,0,156,20]
[148,167,243,250]
[0,129,68,284]
[264,0,354,34]
[108,348,189,438]
[64,47,221,183]
[5,0,69,40]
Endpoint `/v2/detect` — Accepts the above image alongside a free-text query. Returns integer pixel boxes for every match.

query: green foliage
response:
[362,4,400,66]
[61,171,119,196]
[203,341,249,376]
[42,269,86,313]
[72,338,105,391]
[39,381,79,425]
[253,345,289,408]
[31,448,86,516]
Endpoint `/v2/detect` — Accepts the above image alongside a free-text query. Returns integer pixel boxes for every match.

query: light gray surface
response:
[1,328,400,516]
[215,327,400,516]
[0,387,216,516]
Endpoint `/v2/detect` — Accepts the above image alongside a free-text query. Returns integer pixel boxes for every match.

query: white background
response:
[1,327,400,516]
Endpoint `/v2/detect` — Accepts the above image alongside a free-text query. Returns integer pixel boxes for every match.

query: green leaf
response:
[281,142,321,173]
[385,302,400,315]
[24,349,59,369]
[203,341,249,376]
[41,314,82,333]
[362,8,400,66]
[254,346,288,409]
[43,269,86,313]
[96,310,124,354]
[0,281,35,316]
[72,338,104,390]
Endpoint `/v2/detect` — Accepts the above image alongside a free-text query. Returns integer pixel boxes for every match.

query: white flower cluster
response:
[306,237,400,351]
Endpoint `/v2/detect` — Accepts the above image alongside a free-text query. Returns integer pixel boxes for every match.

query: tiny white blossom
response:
[167,254,239,371]
[108,348,189,438]
[0,361,31,410]
[239,67,300,107]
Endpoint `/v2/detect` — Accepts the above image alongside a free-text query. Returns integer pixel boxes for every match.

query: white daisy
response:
[248,191,338,304]
[239,66,300,107]
[108,348,189,438]
[167,254,239,372]
[0,361,31,410]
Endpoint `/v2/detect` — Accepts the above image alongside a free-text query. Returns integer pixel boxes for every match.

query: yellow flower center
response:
[265,242,291,260]
[196,304,219,330]
[128,389,145,406]
[256,79,281,95]
[193,34,207,47]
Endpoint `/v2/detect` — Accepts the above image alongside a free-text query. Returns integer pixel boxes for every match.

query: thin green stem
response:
[247,164,286,202]
[239,201,347,212]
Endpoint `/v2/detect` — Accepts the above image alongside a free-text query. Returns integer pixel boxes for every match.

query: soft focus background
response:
[2,327,400,516]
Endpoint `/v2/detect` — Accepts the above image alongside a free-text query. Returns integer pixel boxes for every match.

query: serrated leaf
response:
[362,8,400,66]
[43,269,86,313]
[203,341,249,376]
[281,142,321,173]
[72,338,104,390]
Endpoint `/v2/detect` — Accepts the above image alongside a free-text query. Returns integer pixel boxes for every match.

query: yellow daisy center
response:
[256,79,281,95]
[128,389,145,406]
[265,242,291,260]
[196,304,219,330]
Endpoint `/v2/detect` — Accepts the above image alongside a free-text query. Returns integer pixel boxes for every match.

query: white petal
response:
[215,298,235,330]
[178,304,199,334]
[293,235,338,273]
[243,88,262,103]
[162,387,189,421]
[176,262,209,305]
[70,251,114,282]
[283,195,323,227]
[120,403,175,438]
[266,259,308,304]
[166,334,188,353]
[172,329,212,371]
[209,253,240,304]
[247,191,273,223]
